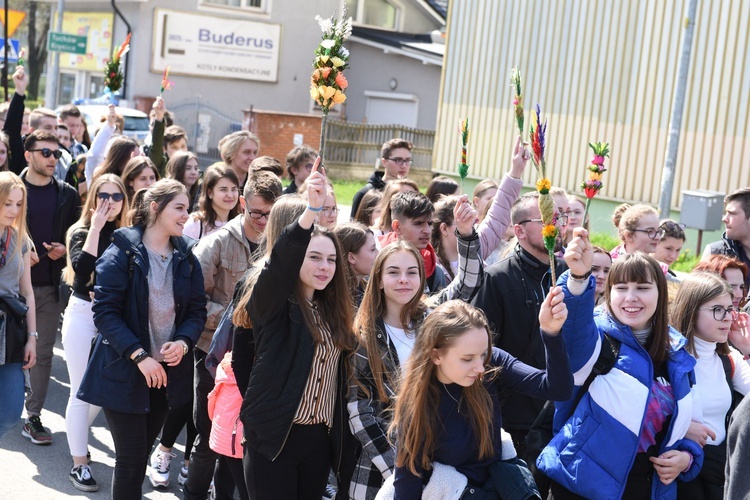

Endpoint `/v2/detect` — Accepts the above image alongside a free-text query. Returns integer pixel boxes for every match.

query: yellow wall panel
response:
[435,0,750,209]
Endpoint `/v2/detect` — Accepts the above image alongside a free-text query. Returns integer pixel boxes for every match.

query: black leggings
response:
[244,424,332,500]
[159,399,198,460]
[104,388,169,500]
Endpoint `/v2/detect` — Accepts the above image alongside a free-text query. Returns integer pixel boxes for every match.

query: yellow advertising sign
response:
[57,12,114,72]
[0,10,27,38]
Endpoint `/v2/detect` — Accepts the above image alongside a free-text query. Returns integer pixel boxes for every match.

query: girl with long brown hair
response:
[346,202,487,498]
[388,299,571,497]
[61,173,128,491]
[166,151,201,211]
[539,229,703,499]
[183,164,240,240]
[239,160,357,499]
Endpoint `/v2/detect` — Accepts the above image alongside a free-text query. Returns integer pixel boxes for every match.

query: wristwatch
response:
[179,340,188,356]
[28,331,38,339]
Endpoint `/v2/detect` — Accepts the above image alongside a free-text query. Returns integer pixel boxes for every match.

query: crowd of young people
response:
[3,60,750,500]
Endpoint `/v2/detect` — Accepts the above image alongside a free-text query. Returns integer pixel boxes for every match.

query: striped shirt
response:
[293,303,341,427]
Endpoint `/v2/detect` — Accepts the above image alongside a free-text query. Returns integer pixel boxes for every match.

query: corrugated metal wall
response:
[433,0,750,209]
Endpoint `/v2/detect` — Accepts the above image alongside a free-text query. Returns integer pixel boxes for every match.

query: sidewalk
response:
[0,336,190,499]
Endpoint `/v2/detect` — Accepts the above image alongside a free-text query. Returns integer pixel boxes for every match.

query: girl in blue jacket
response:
[78,179,206,499]
[538,228,703,500]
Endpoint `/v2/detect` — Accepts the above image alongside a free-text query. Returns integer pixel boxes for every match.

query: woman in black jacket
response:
[238,159,357,499]
[61,173,128,491]
[78,179,206,499]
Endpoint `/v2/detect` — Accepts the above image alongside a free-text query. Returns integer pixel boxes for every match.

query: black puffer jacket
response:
[471,244,567,432]
[240,221,356,484]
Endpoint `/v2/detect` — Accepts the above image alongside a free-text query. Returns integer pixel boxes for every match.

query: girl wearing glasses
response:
[61,174,129,491]
[670,272,750,499]
[183,164,240,240]
[694,255,749,310]
[539,229,702,499]
[611,203,663,257]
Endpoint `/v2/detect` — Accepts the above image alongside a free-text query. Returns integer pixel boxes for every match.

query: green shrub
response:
[589,232,619,251]
[671,250,700,273]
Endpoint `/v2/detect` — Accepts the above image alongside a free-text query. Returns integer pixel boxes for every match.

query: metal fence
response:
[168,96,243,169]
[324,119,435,172]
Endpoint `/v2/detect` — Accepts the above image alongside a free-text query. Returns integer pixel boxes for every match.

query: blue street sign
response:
[0,38,21,62]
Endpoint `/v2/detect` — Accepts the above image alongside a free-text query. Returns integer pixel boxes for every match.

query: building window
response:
[346,0,399,30]
[200,0,265,10]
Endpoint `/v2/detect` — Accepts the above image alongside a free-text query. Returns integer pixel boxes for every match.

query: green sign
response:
[48,32,87,55]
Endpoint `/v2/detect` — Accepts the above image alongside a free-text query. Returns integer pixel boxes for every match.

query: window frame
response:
[197,0,270,17]
[347,0,403,31]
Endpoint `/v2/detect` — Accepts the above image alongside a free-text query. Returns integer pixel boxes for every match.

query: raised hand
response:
[453,194,478,237]
[106,104,117,129]
[152,96,166,121]
[305,156,328,209]
[729,311,750,356]
[510,135,530,178]
[90,198,114,232]
[539,286,568,335]
[13,66,28,96]
[564,227,593,277]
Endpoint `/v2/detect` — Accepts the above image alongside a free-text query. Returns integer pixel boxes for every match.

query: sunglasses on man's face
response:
[28,148,63,159]
[97,192,126,202]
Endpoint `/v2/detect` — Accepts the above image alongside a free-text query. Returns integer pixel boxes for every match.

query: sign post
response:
[48,32,87,54]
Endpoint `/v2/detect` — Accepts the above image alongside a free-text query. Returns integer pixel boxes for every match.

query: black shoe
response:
[70,464,99,492]
[21,415,52,445]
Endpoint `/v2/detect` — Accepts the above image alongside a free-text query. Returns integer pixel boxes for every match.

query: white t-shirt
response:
[182,213,228,240]
[384,323,416,366]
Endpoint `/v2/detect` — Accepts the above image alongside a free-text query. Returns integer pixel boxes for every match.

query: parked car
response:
[56,104,151,143]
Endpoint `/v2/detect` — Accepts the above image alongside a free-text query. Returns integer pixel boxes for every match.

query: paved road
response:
[0,336,191,500]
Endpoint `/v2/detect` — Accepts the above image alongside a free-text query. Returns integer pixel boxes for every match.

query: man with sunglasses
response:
[350,138,413,218]
[20,130,81,445]
[703,187,750,291]
[187,171,282,498]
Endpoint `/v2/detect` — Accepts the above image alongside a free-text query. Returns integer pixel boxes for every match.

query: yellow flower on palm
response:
[331,56,345,68]
[318,55,330,64]
[542,224,557,238]
[536,178,551,193]
[331,90,346,104]
[589,171,602,182]
[318,86,336,99]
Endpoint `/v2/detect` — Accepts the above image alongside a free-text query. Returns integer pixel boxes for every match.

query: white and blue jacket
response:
[537,272,703,500]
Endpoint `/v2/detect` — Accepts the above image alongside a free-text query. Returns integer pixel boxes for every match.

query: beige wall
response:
[433,0,750,209]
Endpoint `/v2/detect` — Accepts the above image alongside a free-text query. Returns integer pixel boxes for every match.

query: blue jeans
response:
[0,363,25,438]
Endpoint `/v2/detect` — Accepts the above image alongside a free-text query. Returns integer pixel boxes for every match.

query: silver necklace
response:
[143,242,171,262]
[441,381,462,412]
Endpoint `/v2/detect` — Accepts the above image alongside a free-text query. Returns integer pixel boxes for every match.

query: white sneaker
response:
[148,448,176,488]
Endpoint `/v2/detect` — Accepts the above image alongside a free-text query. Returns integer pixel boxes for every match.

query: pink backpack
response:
[207,352,244,459]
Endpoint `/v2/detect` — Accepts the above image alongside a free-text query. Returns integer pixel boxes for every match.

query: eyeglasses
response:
[247,210,271,220]
[27,148,63,159]
[632,228,665,239]
[97,192,125,202]
[518,214,568,226]
[699,305,740,321]
[320,206,339,217]
[386,157,413,166]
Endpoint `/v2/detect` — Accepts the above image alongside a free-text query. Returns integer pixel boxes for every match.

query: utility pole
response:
[658,0,698,218]
[45,0,64,107]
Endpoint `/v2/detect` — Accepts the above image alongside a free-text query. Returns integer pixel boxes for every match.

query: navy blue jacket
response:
[77,225,207,414]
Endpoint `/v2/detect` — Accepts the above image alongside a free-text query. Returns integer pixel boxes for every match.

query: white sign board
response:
[152,8,281,82]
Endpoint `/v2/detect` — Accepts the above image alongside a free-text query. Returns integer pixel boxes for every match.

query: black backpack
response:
[524,335,621,493]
